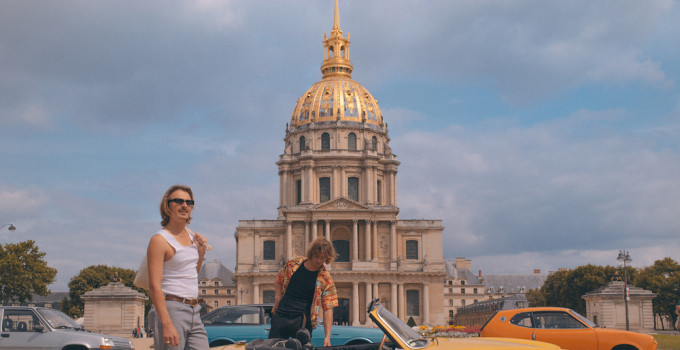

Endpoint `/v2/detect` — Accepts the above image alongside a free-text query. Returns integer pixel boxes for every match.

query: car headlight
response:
[100,338,114,349]
[129,340,135,350]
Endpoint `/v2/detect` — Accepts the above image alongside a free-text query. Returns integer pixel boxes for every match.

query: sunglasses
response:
[167,198,195,206]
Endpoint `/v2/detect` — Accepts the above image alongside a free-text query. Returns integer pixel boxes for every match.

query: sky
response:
[1,0,679,292]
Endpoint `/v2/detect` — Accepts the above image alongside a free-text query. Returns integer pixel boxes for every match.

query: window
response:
[263,290,276,304]
[201,281,207,286]
[461,288,466,294]
[263,240,276,260]
[371,136,377,150]
[214,281,219,286]
[214,301,219,308]
[449,310,454,318]
[227,289,232,295]
[406,290,420,316]
[461,299,466,306]
[348,133,357,150]
[534,312,585,329]
[376,180,381,204]
[321,133,330,150]
[2,309,41,332]
[320,177,330,202]
[473,288,478,294]
[227,300,232,306]
[405,240,418,259]
[296,180,302,204]
[214,289,219,295]
[333,240,350,262]
[449,288,452,294]
[202,289,206,295]
[449,299,453,307]
[205,306,260,325]
[348,177,359,201]
[299,136,306,152]
[461,281,466,285]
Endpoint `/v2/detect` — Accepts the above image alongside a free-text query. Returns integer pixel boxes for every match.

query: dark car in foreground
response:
[1,306,133,350]
[202,304,384,347]
[480,307,657,350]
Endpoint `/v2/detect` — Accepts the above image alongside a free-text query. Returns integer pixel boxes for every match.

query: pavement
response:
[131,337,154,350]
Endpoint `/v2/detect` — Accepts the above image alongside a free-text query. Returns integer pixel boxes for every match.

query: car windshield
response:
[37,308,82,330]
[570,309,597,328]
[376,306,428,349]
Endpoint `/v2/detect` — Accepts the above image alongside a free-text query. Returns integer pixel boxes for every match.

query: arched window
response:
[321,133,330,151]
[319,177,330,202]
[348,133,357,150]
[296,180,302,204]
[333,240,350,262]
[299,136,306,152]
[263,241,276,260]
[406,240,418,260]
[348,177,359,201]
[371,136,377,151]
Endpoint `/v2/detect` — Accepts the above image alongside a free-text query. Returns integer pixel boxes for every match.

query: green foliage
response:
[0,240,57,305]
[61,265,149,318]
[407,316,417,327]
[525,288,546,307]
[538,264,626,314]
[634,258,680,329]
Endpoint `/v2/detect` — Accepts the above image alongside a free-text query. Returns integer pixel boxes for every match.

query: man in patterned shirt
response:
[269,237,338,346]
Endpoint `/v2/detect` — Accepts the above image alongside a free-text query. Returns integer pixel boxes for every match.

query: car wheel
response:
[210,340,234,347]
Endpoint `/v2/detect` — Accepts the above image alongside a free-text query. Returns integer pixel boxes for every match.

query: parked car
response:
[209,299,563,350]
[202,304,384,347]
[480,307,658,350]
[0,306,134,350]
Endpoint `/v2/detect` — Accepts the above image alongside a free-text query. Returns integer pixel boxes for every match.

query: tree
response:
[539,264,625,314]
[525,288,546,307]
[61,265,147,318]
[634,257,680,330]
[0,240,57,305]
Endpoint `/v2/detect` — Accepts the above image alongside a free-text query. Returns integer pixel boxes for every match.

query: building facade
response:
[233,0,446,326]
[199,259,236,312]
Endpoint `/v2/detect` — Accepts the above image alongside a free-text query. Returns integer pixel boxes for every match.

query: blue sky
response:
[1,0,679,292]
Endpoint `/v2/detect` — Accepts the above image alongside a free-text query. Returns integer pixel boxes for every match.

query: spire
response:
[321,0,352,79]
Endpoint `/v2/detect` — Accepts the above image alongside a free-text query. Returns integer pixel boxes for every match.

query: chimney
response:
[534,269,541,274]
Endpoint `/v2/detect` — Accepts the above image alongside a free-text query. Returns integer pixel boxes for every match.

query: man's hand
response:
[323,336,331,347]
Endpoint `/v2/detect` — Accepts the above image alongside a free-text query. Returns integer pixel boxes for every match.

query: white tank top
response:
[157,229,199,299]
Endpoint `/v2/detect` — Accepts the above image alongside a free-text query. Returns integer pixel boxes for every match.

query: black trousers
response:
[268,311,312,340]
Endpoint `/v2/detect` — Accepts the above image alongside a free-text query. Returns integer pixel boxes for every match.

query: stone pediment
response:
[313,197,369,211]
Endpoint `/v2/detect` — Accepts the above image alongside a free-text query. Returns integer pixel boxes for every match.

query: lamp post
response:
[617,249,632,331]
[238,287,249,305]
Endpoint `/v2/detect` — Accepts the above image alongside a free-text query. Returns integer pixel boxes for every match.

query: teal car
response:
[202,304,384,347]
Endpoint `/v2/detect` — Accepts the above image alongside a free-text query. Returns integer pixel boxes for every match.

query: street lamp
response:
[617,249,632,331]
[1,224,16,231]
[238,288,249,305]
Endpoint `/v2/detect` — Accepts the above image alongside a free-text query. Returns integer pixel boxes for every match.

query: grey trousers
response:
[149,301,209,350]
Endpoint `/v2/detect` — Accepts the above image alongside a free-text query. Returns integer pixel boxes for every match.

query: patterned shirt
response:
[276,256,338,328]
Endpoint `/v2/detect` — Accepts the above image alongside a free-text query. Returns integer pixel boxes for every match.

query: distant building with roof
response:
[199,258,236,312]
[6,292,69,309]
[443,258,486,324]
[480,269,548,298]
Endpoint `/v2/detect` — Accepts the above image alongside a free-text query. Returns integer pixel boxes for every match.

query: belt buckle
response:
[189,298,199,307]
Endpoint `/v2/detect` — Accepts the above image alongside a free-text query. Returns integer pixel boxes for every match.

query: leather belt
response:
[165,295,203,307]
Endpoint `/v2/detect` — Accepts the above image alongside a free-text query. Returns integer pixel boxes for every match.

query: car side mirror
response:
[33,325,45,332]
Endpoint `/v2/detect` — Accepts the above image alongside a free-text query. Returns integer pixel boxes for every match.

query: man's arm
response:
[323,307,333,346]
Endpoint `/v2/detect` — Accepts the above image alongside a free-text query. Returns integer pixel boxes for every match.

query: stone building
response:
[233,0,446,326]
[443,258,486,323]
[81,282,147,338]
[480,269,548,299]
[199,258,236,312]
[582,280,656,332]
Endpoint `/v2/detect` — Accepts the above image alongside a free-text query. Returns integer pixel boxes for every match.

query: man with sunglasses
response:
[146,185,210,350]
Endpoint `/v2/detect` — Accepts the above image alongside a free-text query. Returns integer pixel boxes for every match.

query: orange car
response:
[480,307,657,350]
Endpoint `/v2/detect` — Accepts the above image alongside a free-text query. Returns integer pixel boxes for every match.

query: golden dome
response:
[289,0,383,130]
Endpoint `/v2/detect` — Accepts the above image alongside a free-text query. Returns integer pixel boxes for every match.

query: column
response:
[398,284,404,320]
[373,282,379,300]
[390,221,397,261]
[281,171,288,206]
[372,221,378,261]
[325,220,331,240]
[253,283,260,304]
[364,220,371,261]
[286,221,292,259]
[365,282,372,325]
[352,282,360,326]
[423,283,430,325]
[391,283,398,315]
[352,220,358,262]
[305,221,310,251]
[311,220,318,241]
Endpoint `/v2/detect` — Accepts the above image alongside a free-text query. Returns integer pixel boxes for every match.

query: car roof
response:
[498,307,572,314]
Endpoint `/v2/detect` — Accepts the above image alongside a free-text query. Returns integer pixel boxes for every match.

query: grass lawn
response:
[654,334,680,350]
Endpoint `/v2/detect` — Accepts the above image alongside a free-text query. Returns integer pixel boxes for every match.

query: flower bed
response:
[415,325,481,338]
